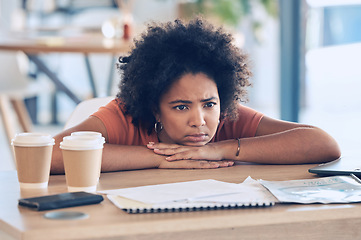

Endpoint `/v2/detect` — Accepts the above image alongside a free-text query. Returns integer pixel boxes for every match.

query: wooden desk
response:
[1,164,361,240]
[0,29,131,107]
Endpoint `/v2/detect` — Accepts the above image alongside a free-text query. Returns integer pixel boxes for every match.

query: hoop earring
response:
[154,121,163,134]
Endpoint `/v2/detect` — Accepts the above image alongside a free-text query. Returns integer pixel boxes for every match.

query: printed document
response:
[260,176,361,204]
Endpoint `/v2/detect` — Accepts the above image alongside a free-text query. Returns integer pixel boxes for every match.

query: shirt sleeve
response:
[214,104,264,141]
[91,99,130,144]
[91,99,157,145]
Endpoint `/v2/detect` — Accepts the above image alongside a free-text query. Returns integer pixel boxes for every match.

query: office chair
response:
[0,50,45,158]
[64,96,114,130]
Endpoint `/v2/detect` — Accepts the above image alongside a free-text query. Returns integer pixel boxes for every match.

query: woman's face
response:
[156,73,220,146]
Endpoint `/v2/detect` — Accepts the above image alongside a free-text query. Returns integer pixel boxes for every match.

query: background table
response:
[0,29,131,122]
[1,163,361,240]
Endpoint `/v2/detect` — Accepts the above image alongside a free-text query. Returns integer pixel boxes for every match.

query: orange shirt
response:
[92,99,263,145]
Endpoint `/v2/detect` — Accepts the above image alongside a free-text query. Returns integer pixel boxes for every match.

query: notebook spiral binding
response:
[124,201,275,214]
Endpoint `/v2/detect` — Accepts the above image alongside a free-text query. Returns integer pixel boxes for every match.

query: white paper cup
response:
[71,132,104,183]
[60,135,105,192]
[11,133,55,189]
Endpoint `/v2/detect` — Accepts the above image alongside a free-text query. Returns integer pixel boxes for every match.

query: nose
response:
[189,108,206,127]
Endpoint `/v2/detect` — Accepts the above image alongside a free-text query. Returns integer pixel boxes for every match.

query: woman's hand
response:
[147,142,233,165]
[158,158,234,169]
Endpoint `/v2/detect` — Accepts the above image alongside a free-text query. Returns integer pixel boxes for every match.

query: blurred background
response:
[1,0,360,171]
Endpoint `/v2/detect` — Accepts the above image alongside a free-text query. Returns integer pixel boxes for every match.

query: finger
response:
[165,148,207,161]
[163,158,234,169]
[154,147,192,156]
[147,142,181,150]
[218,161,235,168]
[159,160,220,169]
[165,151,194,161]
[228,161,235,166]
[195,160,220,169]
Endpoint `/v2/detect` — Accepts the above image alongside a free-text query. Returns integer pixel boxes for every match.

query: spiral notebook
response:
[99,178,277,214]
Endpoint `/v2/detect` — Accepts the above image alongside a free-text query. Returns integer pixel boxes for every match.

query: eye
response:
[204,102,216,108]
[174,105,188,111]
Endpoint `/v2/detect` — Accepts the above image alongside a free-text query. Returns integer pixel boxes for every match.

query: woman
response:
[51,18,340,174]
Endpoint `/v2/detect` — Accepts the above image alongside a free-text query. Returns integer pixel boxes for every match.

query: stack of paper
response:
[99,177,277,213]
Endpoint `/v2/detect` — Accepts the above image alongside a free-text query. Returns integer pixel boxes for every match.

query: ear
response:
[153,109,160,122]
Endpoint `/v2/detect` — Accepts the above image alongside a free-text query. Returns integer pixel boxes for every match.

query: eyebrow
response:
[168,97,218,105]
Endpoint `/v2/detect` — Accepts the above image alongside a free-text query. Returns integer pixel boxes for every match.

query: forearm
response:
[53,142,232,174]
[51,142,164,174]
[226,127,341,164]
[51,129,72,174]
[101,144,164,172]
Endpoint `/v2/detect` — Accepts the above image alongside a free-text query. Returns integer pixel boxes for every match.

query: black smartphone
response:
[19,192,104,211]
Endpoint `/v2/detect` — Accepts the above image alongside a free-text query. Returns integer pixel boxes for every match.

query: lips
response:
[185,134,208,143]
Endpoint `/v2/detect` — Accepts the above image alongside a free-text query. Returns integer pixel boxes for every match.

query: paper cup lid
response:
[71,131,102,138]
[11,133,55,147]
[60,135,105,150]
